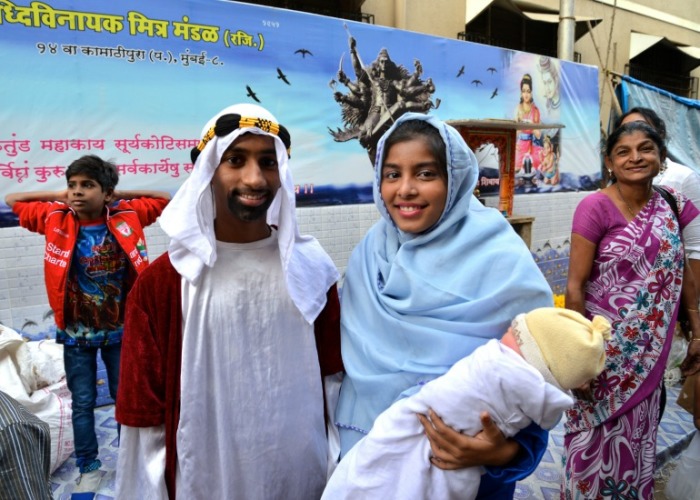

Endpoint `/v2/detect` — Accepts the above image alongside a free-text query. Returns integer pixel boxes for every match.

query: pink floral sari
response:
[563,192,687,499]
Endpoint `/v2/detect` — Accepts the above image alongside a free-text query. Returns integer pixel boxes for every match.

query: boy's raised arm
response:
[112,190,171,201]
[5,190,68,208]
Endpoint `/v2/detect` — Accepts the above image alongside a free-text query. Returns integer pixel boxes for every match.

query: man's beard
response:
[227,189,274,222]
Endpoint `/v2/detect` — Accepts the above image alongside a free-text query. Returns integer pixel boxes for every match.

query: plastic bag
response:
[667,328,689,371]
[0,326,73,472]
[665,328,688,389]
[665,432,700,500]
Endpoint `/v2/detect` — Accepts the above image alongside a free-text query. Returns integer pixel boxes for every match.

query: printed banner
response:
[0,0,601,226]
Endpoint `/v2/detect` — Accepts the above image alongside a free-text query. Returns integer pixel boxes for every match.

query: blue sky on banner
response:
[0,0,600,214]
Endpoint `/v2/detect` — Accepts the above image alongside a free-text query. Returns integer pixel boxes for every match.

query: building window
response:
[626,40,699,99]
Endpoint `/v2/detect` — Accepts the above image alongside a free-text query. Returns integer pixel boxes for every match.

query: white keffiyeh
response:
[159,103,338,323]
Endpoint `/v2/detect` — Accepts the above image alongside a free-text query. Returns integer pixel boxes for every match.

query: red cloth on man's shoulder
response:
[116,253,182,427]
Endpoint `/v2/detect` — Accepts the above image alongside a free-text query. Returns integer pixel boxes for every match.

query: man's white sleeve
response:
[115,425,169,500]
[682,172,700,260]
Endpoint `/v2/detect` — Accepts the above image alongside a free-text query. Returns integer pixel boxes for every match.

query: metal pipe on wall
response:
[394,0,406,30]
[558,0,575,61]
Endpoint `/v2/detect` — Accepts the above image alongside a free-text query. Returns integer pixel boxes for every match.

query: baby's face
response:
[500,326,523,356]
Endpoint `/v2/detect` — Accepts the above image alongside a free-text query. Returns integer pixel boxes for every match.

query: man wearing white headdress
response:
[114,103,342,499]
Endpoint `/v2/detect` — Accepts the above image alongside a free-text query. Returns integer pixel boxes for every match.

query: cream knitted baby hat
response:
[511,307,612,391]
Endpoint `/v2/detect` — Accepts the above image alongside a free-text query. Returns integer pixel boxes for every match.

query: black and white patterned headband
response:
[190,113,291,163]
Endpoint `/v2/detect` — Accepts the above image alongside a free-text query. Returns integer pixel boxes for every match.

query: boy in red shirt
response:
[5,155,169,499]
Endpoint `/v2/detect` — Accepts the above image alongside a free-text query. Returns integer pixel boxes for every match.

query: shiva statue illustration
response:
[329,27,439,160]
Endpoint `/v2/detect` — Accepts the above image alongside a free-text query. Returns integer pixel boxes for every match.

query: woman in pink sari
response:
[564,121,700,498]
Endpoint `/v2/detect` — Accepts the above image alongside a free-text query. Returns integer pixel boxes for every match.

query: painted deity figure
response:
[330,35,438,159]
[539,135,559,185]
[514,73,542,173]
[538,56,562,185]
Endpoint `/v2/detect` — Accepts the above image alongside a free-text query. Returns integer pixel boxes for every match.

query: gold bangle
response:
[688,308,699,312]
[691,338,700,342]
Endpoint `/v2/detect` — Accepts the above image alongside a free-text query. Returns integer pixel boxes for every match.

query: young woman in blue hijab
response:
[334,113,554,497]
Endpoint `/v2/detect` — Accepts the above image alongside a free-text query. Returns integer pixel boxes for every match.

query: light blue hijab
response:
[336,113,554,455]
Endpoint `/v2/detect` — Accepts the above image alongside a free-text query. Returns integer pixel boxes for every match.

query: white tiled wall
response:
[0,191,589,331]
[484,191,589,252]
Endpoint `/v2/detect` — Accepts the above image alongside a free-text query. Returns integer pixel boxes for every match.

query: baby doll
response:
[323,308,611,500]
